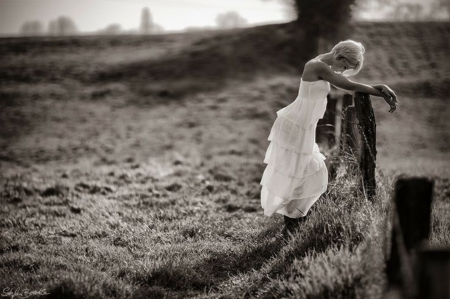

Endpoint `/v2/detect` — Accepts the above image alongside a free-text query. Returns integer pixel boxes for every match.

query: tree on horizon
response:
[140,7,152,34]
[140,7,164,35]
[291,0,356,60]
[99,23,122,35]
[48,16,78,36]
[20,20,44,36]
[216,11,248,29]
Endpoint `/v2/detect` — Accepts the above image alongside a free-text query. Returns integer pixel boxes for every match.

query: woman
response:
[259,40,397,236]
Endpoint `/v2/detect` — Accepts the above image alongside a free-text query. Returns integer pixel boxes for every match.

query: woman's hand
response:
[373,84,398,113]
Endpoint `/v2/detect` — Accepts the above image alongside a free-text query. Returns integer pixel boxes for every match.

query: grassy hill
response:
[0,21,449,298]
[2,21,449,100]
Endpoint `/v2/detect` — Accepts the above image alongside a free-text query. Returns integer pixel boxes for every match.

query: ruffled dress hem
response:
[260,184,327,218]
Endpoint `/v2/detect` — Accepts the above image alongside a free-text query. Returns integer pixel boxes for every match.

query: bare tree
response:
[352,0,449,21]
[428,0,450,20]
[57,16,77,36]
[262,0,357,67]
[390,3,425,21]
[48,20,57,36]
[289,0,357,59]
[216,11,248,29]
[20,20,44,36]
[140,7,153,34]
[139,7,164,34]
[101,23,122,35]
[48,16,78,36]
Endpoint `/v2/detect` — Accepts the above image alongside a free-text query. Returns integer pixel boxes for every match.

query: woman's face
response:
[331,55,353,75]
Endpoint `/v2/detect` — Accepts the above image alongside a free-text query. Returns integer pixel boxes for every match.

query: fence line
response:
[316,93,449,299]
[319,92,376,201]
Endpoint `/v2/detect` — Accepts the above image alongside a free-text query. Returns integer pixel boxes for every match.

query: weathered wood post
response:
[318,95,339,179]
[342,94,353,111]
[317,95,338,148]
[326,97,338,148]
[332,94,359,180]
[354,92,377,200]
[338,94,355,155]
[386,177,434,298]
[335,92,376,192]
[341,105,361,159]
[416,246,450,299]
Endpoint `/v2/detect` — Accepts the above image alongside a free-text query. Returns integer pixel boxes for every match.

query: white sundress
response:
[260,78,330,218]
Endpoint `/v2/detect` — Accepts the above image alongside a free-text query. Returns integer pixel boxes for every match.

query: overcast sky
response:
[0,0,292,35]
[0,0,442,36]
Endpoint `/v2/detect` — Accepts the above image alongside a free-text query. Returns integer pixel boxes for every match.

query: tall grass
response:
[0,148,402,298]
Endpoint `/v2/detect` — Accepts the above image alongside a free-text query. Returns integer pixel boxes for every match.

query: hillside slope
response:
[93,21,450,101]
[2,21,449,98]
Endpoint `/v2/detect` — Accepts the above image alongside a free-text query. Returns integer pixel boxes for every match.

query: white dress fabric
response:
[260,78,330,218]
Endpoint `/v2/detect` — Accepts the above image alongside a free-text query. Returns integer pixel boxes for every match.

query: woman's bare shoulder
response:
[303,59,327,80]
[305,58,328,69]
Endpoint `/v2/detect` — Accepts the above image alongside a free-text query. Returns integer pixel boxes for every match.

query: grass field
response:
[1,21,449,298]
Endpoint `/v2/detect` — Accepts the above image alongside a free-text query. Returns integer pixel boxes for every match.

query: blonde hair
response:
[331,40,365,77]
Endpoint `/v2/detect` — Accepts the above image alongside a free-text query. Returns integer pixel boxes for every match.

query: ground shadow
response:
[130,222,284,297]
[131,213,347,297]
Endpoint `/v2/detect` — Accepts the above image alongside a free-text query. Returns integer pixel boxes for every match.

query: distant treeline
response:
[20,16,79,36]
[19,7,164,37]
[19,7,250,37]
[20,7,253,36]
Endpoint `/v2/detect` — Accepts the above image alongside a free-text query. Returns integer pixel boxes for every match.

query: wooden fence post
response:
[339,94,354,154]
[317,95,338,148]
[334,95,361,180]
[354,92,377,200]
[416,246,450,299]
[386,177,434,298]
[327,97,338,148]
[340,105,361,159]
[342,93,353,110]
[334,93,376,197]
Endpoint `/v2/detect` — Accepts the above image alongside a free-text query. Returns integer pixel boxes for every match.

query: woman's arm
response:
[330,84,354,94]
[313,60,398,112]
[332,83,396,101]
[314,61,386,97]
[372,84,397,102]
